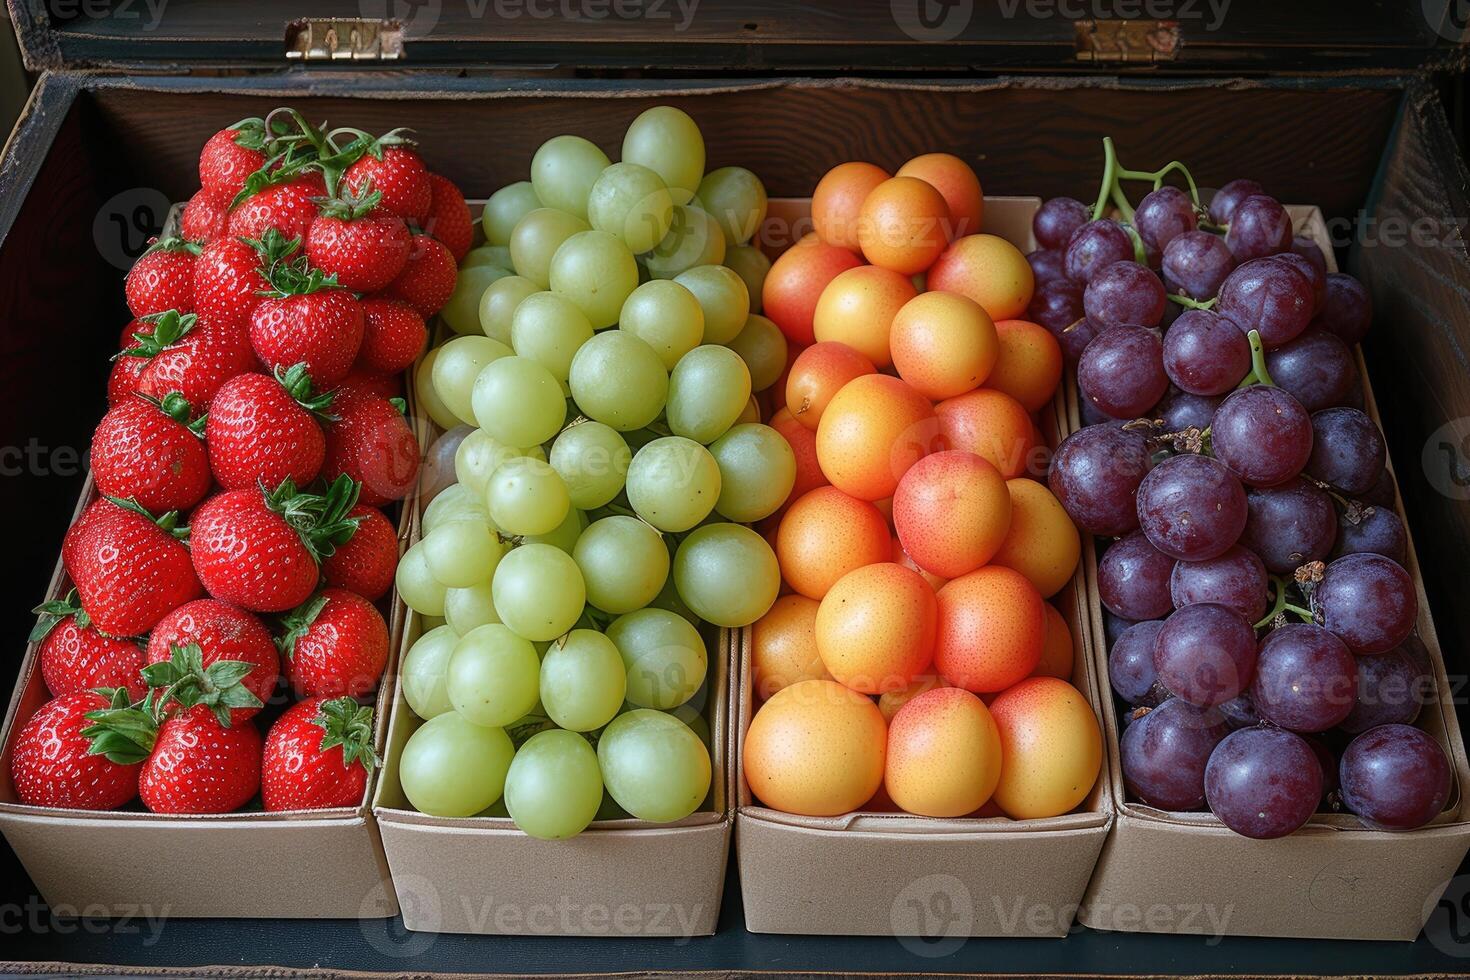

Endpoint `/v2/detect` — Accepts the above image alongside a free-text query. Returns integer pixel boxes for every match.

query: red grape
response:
[1099,531,1176,621]
[1306,407,1385,495]
[1339,724,1451,831]
[1049,422,1154,537]
[1170,545,1269,622]
[1310,273,1372,346]
[1249,623,1356,733]
[1153,389,1220,432]
[1241,478,1338,574]
[1334,505,1407,565]
[1204,727,1322,839]
[1211,385,1314,487]
[1034,196,1092,251]
[1263,329,1360,412]
[1218,257,1314,348]
[1314,552,1417,655]
[1225,194,1293,261]
[1153,601,1258,707]
[1162,309,1251,395]
[1339,645,1430,735]
[1208,179,1265,225]
[1109,620,1166,706]
[1121,697,1230,811]
[1065,218,1134,284]
[1136,453,1248,561]
[1218,692,1261,729]
[1161,230,1235,301]
[1273,251,1326,313]
[1083,260,1166,329]
[1135,186,1198,254]
[1078,326,1169,420]
[1027,247,1067,285]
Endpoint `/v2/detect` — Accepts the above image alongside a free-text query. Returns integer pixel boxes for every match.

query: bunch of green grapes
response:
[397,106,793,841]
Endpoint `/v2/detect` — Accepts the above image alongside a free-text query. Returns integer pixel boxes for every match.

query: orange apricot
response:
[1034,602,1075,680]
[987,676,1102,819]
[815,562,937,694]
[891,533,947,591]
[786,340,876,431]
[811,265,918,368]
[743,678,887,816]
[815,374,938,501]
[986,318,1063,412]
[877,674,945,722]
[934,565,1045,693]
[927,234,1035,321]
[885,687,1001,817]
[769,406,829,506]
[895,152,984,238]
[891,450,1012,579]
[811,161,890,251]
[857,176,952,275]
[935,387,1041,479]
[763,236,864,347]
[889,290,999,400]
[775,486,891,600]
[990,478,1081,598]
[751,594,830,701]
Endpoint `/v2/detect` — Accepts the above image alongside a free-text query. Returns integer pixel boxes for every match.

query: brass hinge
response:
[285,18,405,62]
[1075,19,1181,63]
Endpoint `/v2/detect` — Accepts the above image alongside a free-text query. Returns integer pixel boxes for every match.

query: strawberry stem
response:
[263,475,363,562]
[275,363,337,421]
[102,496,191,540]
[140,642,264,729]
[275,592,331,660]
[80,688,161,765]
[311,697,380,771]
[30,588,87,643]
[115,310,195,362]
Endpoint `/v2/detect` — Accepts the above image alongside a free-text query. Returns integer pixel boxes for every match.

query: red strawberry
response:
[193,235,271,332]
[33,590,146,700]
[199,121,270,205]
[335,368,404,402]
[129,310,257,410]
[139,705,262,814]
[261,696,378,811]
[90,391,211,514]
[206,365,331,491]
[108,320,153,405]
[63,498,203,636]
[343,138,431,222]
[322,505,399,601]
[145,600,280,724]
[278,589,389,698]
[383,234,457,317]
[181,189,228,243]
[125,238,200,318]
[306,187,411,293]
[189,476,363,613]
[423,174,473,261]
[323,391,421,507]
[9,690,143,810]
[227,171,326,244]
[249,249,364,386]
[356,298,426,375]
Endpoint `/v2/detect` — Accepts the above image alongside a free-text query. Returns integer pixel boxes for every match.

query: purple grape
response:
[1136,453,1248,561]
[1218,692,1261,729]
[1079,391,1113,427]
[1098,532,1176,621]
[1208,179,1265,225]
[1153,389,1220,432]
[1109,620,1166,705]
[1161,230,1235,301]
[1048,422,1154,537]
[1153,602,1258,707]
[1034,197,1092,251]
[1170,545,1268,622]
[1339,724,1451,831]
[1078,326,1168,420]
[1225,194,1293,261]
[1104,610,1141,647]
[1053,314,1099,367]
[1339,645,1430,735]
[1205,727,1322,839]
[1250,624,1356,733]
[1083,260,1166,329]
[1334,505,1407,565]
[1210,385,1314,488]
[1161,309,1251,396]
[1305,407,1385,495]
[1273,251,1326,313]
[1263,329,1360,412]
[1217,257,1315,348]
[1310,273,1372,346]
[1241,478,1338,574]
[1065,218,1134,284]
[1027,247,1067,285]
[1121,697,1230,811]
[1026,277,1083,334]
[1314,553,1417,655]
[1135,186,1198,254]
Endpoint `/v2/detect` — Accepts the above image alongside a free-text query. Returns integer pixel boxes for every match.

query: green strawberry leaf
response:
[113,310,196,362]
[312,181,383,222]
[30,588,86,643]
[142,642,264,729]
[275,363,337,421]
[138,236,203,259]
[264,475,363,563]
[102,497,190,541]
[311,696,381,772]
[80,688,159,765]
[275,592,331,660]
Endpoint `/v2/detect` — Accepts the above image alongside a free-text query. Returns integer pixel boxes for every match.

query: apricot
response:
[751,594,830,701]
[763,235,864,346]
[889,290,999,400]
[927,234,1035,320]
[1033,602,1075,680]
[811,265,917,368]
[892,450,1012,579]
[815,563,937,694]
[886,687,1001,817]
[935,387,1040,479]
[990,478,1081,598]
[987,318,1063,412]
[776,486,891,600]
[988,676,1102,819]
[743,678,887,816]
[896,152,984,238]
[891,533,947,592]
[785,341,876,432]
[877,674,945,722]
[858,176,952,275]
[934,566,1045,693]
[815,374,938,501]
[811,161,890,251]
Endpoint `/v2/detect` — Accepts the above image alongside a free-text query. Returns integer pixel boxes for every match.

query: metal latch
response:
[285,18,405,61]
[1075,20,1181,63]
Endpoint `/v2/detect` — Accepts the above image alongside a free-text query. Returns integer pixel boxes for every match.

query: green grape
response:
[510,291,594,382]
[416,349,463,432]
[621,106,705,206]
[523,507,587,554]
[666,703,712,749]
[539,629,626,732]
[423,484,486,535]
[567,331,668,432]
[399,712,514,817]
[487,457,571,537]
[442,264,510,336]
[645,205,726,280]
[505,729,604,840]
[573,516,669,614]
[432,335,513,425]
[482,181,543,246]
[478,274,540,346]
[422,519,505,589]
[471,355,568,449]
[607,608,707,710]
[549,230,639,330]
[447,623,541,727]
[549,421,631,510]
[674,264,750,345]
[396,542,448,617]
[597,709,711,823]
[666,345,752,444]
[673,522,780,627]
[455,430,545,499]
[625,436,720,532]
[735,396,760,425]
[462,244,513,271]
[530,135,610,220]
[510,208,590,289]
[400,624,459,719]
[726,314,787,392]
[649,571,700,626]
[619,279,704,370]
[709,423,796,523]
[695,166,768,246]
[587,162,675,255]
[492,543,587,642]
[444,580,501,635]
[724,244,772,314]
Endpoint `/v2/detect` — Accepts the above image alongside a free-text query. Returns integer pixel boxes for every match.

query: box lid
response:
[10,0,1468,74]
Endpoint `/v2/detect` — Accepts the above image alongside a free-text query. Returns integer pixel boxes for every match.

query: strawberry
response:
[248,247,364,387]
[423,174,473,261]
[383,234,457,317]
[355,298,426,375]
[9,689,143,810]
[199,121,270,205]
[131,310,257,410]
[145,600,279,724]
[227,171,326,244]
[32,590,146,700]
[181,189,228,243]
[63,497,203,636]
[335,368,404,402]
[261,696,378,811]
[342,136,431,223]
[193,235,271,333]
[322,504,398,601]
[107,320,153,405]
[90,391,211,513]
[207,365,331,491]
[278,589,389,698]
[305,186,411,293]
[139,705,262,814]
[125,238,200,318]
[323,391,420,507]
[189,476,363,613]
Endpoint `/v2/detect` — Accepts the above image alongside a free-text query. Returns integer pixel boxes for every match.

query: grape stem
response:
[1118,160,1203,207]
[1091,137,1120,222]
[1235,329,1277,388]
[1255,575,1316,628]
[1167,294,1217,311]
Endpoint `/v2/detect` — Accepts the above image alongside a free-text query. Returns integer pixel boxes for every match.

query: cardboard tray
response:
[1077,205,1470,941]
[735,195,1113,938]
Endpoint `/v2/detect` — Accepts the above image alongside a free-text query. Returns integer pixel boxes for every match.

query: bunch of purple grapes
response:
[1040,154,1452,840]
